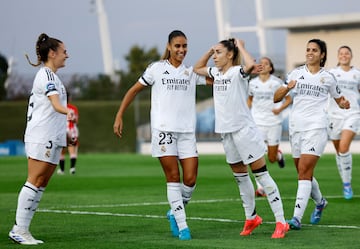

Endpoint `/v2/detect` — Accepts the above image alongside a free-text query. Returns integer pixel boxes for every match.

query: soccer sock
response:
[335,154,343,180]
[233,173,256,219]
[293,180,312,222]
[254,171,285,223]
[70,157,77,169]
[181,183,196,206]
[339,152,352,185]
[15,181,39,230]
[310,177,322,205]
[167,182,187,231]
[254,178,263,191]
[32,187,45,212]
[59,159,65,172]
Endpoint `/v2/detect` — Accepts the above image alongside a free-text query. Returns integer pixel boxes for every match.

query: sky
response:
[1,0,360,77]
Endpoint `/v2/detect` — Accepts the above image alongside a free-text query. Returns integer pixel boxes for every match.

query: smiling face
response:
[53,43,68,69]
[167,36,187,67]
[306,42,324,67]
[337,46,352,67]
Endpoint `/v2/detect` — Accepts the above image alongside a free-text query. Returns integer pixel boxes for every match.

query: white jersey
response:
[248,75,284,126]
[285,65,342,132]
[208,65,256,133]
[24,67,67,146]
[139,60,206,132]
[328,66,360,118]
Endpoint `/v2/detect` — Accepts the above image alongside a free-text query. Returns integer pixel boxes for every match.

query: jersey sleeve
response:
[248,79,255,96]
[328,73,342,98]
[36,68,59,97]
[138,62,156,86]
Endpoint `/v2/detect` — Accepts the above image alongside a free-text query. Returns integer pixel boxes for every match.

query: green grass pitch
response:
[0,153,359,248]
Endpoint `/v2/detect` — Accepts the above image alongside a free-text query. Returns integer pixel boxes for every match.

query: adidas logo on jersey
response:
[163,70,170,74]
[309,147,315,152]
[299,75,305,79]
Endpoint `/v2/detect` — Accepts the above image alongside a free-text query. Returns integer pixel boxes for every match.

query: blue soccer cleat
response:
[343,184,353,200]
[310,198,328,224]
[166,209,179,237]
[287,217,301,230]
[179,227,191,240]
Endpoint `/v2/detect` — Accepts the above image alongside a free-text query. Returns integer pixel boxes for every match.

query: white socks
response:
[167,182,187,230]
[233,173,256,219]
[293,180,312,222]
[15,182,45,231]
[339,152,352,185]
[181,183,195,205]
[310,177,322,205]
[254,171,285,223]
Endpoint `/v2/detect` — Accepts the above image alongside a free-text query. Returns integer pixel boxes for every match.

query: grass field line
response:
[37,208,360,230]
[46,195,353,209]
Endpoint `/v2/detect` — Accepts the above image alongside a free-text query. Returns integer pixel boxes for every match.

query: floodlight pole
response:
[214,0,267,57]
[95,0,116,79]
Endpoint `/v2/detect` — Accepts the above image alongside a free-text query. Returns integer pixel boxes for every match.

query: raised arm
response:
[194,48,214,76]
[236,39,255,74]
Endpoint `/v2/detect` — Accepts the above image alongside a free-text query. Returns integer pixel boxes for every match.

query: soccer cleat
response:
[166,209,179,237]
[343,184,353,200]
[240,215,263,236]
[178,227,191,240]
[57,169,65,175]
[70,168,76,175]
[287,217,301,230]
[277,150,285,168]
[310,197,328,224]
[255,189,266,197]
[9,229,44,245]
[271,222,289,239]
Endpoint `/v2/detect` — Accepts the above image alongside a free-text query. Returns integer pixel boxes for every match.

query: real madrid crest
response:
[161,145,166,153]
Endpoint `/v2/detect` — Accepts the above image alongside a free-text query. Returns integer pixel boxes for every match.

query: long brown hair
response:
[161,30,187,60]
[25,33,63,67]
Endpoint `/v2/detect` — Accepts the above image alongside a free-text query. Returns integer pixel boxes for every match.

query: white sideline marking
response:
[37,208,360,230]
[47,195,354,209]
[38,196,360,230]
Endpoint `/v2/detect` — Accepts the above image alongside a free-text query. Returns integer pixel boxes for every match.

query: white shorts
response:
[221,126,266,165]
[151,129,198,159]
[25,141,63,165]
[289,129,327,158]
[257,124,282,146]
[328,115,360,140]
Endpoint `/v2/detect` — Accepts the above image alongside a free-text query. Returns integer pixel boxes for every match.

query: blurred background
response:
[1,0,359,154]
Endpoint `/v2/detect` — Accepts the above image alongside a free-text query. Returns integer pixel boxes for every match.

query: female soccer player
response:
[9,33,71,245]
[194,38,289,239]
[327,45,360,200]
[58,93,79,175]
[274,39,350,230]
[248,57,292,197]
[113,30,210,240]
